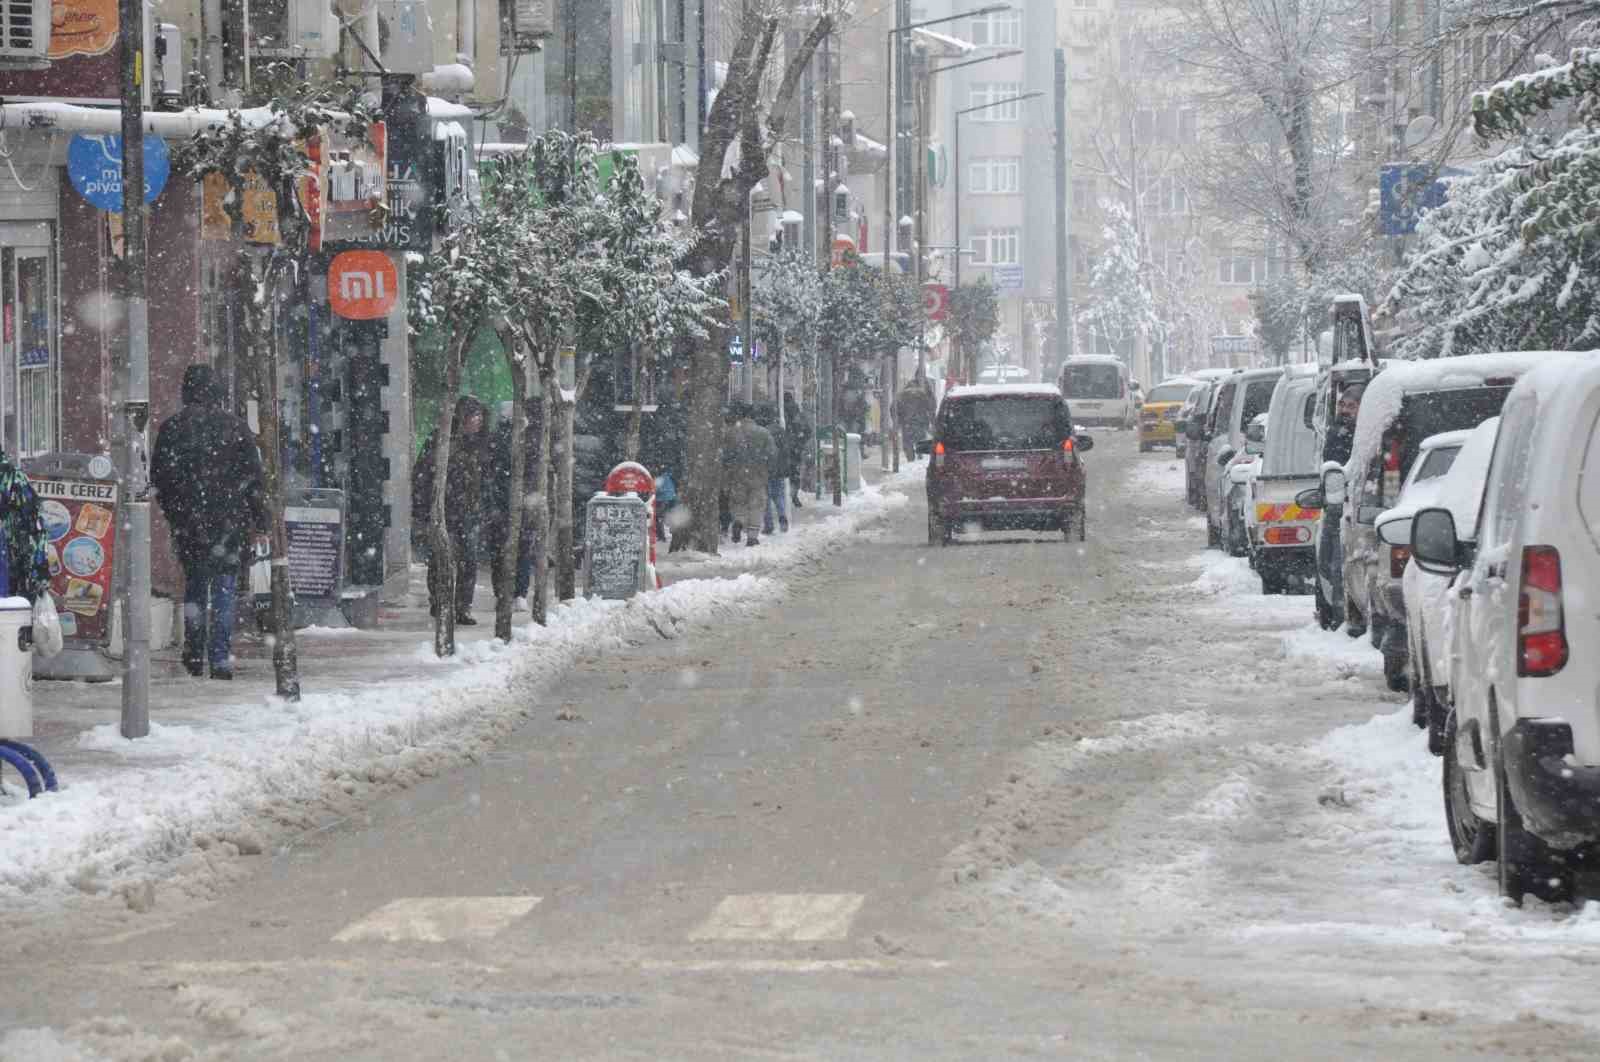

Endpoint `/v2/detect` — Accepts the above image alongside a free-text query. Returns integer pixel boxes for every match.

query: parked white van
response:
[1057,356,1134,429]
[1412,352,1600,903]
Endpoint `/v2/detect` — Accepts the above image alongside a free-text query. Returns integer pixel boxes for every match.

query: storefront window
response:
[0,235,57,457]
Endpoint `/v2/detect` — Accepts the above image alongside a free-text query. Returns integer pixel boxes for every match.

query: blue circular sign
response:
[67,134,171,213]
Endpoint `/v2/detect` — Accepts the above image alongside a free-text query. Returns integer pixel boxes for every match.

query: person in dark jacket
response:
[896,373,936,460]
[755,402,790,534]
[0,445,49,603]
[412,395,488,624]
[484,399,542,613]
[151,364,267,679]
[783,391,811,507]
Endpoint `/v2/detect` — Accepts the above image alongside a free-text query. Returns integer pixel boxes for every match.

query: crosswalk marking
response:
[688,893,865,942]
[332,896,541,943]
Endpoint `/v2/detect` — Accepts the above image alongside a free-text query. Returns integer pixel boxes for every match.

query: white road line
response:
[688,893,865,942]
[332,896,541,943]
[640,958,948,974]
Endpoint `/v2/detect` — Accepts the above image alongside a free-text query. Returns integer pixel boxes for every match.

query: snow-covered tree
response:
[1077,201,1160,361]
[175,71,377,696]
[947,280,1001,383]
[680,0,846,552]
[1382,47,1600,358]
[754,249,825,384]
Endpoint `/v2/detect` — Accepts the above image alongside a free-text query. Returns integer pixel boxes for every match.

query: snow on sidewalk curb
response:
[0,476,912,913]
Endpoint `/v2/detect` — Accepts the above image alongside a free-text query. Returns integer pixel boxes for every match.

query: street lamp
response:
[884,4,1010,272]
[953,91,1042,291]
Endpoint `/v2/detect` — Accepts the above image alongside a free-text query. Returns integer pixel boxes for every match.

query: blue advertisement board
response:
[67,134,170,213]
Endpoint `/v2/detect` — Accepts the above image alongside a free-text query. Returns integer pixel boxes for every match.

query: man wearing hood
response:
[152,364,267,679]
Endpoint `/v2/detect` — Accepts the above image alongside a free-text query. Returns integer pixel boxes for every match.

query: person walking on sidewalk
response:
[896,373,935,460]
[755,403,789,535]
[151,365,267,680]
[484,399,541,613]
[721,402,775,546]
[0,444,49,603]
[412,395,489,625]
[783,391,811,507]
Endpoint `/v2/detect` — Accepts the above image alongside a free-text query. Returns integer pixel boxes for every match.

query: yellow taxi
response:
[1138,376,1202,452]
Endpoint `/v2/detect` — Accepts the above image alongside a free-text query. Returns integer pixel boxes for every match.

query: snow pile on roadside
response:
[660,466,915,574]
[1193,554,1258,596]
[0,474,913,910]
[1125,458,1185,493]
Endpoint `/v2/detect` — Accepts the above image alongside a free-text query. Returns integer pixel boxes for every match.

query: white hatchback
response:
[1412,353,1600,904]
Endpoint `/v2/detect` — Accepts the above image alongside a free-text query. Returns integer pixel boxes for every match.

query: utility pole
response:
[1054,48,1072,365]
[118,0,151,739]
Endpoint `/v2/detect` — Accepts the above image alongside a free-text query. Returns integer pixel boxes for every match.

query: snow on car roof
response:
[1346,351,1595,482]
[1156,375,1201,387]
[946,383,1062,399]
[1417,428,1474,451]
[1189,368,1237,380]
[1059,355,1124,365]
[1433,417,1501,535]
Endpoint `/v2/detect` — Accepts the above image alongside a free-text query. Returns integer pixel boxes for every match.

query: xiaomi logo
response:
[329,251,398,320]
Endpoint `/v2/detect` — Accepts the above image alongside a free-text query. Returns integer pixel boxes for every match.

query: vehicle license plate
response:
[981,458,1027,470]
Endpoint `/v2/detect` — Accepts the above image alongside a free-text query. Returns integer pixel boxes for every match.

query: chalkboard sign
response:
[583,494,650,600]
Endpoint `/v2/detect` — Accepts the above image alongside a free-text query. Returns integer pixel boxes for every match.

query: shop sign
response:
[328,250,398,319]
[201,171,283,244]
[28,471,118,645]
[51,0,117,58]
[66,134,170,213]
[582,494,650,600]
[283,489,345,606]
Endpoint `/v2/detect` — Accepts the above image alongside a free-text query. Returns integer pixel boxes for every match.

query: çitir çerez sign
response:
[66,134,170,212]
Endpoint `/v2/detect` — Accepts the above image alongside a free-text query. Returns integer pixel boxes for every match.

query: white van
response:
[1411,352,1600,904]
[1057,356,1134,429]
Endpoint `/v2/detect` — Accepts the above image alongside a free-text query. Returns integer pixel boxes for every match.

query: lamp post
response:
[883,4,1010,272]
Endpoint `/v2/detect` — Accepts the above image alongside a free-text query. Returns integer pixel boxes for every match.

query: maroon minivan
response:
[922,384,1094,545]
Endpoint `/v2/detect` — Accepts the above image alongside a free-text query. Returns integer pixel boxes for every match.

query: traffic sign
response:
[993,265,1024,294]
[923,283,950,321]
[67,134,170,212]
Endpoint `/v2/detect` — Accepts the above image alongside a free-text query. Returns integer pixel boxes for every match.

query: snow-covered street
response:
[4,435,1600,1060]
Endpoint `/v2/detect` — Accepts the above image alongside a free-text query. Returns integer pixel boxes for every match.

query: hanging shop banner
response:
[308,122,387,249]
[24,461,119,646]
[325,115,431,253]
[283,488,346,607]
[67,134,171,213]
[201,171,283,244]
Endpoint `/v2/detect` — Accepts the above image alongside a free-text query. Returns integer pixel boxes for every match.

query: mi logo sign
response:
[329,250,399,320]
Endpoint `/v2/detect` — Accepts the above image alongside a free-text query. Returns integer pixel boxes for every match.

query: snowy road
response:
[7,433,1600,1060]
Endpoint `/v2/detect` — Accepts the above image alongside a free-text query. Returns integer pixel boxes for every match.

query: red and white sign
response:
[328,250,398,320]
[923,282,950,321]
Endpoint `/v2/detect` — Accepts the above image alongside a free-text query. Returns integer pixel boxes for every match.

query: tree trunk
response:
[494,355,529,643]
[830,343,842,507]
[555,396,578,600]
[429,324,474,657]
[624,348,645,461]
[252,263,300,700]
[684,322,731,551]
[530,373,554,625]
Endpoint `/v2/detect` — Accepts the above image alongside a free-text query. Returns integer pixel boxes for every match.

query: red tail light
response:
[1389,545,1411,578]
[1264,526,1312,545]
[1518,545,1567,677]
[934,440,946,469]
[1062,437,1075,453]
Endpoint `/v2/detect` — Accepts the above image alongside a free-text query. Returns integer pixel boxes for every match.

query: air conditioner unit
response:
[0,0,51,66]
[500,0,553,54]
[250,0,339,59]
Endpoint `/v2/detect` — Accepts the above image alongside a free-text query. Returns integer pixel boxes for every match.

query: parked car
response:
[1305,360,1378,629]
[1138,376,1200,452]
[922,384,1094,545]
[1058,355,1135,429]
[1222,413,1267,557]
[1177,370,1235,508]
[1327,351,1562,672]
[1413,352,1600,904]
[1202,367,1283,550]
[1360,428,1469,691]
[1375,419,1498,751]
[1248,368,1320,594]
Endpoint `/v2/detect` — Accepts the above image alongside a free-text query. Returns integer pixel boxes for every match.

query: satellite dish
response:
[1404,115,1437,150]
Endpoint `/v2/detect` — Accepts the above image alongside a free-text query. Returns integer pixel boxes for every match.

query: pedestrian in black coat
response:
[151,364,266,679]
[484,399,542,612]
[412,394,488,624]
